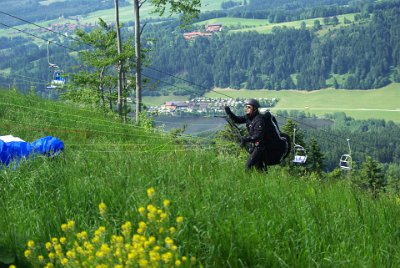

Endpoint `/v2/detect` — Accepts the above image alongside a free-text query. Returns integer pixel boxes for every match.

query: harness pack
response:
[261,112,291,165]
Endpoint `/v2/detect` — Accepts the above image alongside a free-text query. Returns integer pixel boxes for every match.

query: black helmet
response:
[246,99,260,109]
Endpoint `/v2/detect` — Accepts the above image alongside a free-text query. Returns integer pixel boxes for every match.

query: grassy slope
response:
[1,88,400,267]
[204,84,400,123]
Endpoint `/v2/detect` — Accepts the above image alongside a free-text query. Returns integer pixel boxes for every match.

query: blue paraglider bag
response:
[0,136,32,167]
[0,135,64,168]
[31,136,64,157]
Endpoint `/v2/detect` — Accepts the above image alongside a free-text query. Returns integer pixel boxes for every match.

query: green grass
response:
[204,83,400,123]
[1,89,400,267]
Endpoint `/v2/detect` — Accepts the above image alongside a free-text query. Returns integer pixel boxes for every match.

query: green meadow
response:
[1,88,400,267]
[227,13,358,34]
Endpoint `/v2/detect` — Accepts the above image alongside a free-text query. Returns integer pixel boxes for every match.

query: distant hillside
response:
[0,0,130,25]
[144,2,400,92]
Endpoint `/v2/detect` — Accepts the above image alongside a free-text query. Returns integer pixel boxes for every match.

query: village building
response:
[205,24,223,32]
[183,31,213,40]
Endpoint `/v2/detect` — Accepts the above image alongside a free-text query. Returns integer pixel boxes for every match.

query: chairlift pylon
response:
[340,138,352,170]
[292,128,307,164]
[46,41,66,89]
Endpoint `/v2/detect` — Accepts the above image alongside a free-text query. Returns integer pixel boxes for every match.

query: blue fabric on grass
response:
[31,136,64,156]
[0,135,64,167]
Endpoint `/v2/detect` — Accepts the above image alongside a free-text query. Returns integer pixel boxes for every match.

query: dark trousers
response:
[246,146,267,171]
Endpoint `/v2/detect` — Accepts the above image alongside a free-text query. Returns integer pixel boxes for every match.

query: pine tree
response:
[361,156,386,198]
[309,137,325,174]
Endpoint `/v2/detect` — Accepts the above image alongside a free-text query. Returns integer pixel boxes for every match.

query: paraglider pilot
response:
[225,99,267,171]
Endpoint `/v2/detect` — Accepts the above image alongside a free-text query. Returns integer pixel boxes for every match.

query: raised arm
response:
[225,106,246,124]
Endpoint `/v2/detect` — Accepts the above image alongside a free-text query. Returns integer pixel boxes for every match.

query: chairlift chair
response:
[46,41,66,89]
[292,128,307,164]
[340,138,352,170]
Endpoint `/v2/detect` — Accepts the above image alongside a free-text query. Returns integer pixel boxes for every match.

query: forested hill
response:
[143,4,400,95]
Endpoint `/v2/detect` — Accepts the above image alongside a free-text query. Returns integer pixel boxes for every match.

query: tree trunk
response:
[114,0,124,119]
[99,67,106,107]
[134,0,142,124]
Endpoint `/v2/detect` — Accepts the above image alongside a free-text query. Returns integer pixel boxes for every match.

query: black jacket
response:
[226,109,266,147]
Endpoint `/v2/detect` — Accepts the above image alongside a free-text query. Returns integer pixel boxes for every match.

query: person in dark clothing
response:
[225,99,267,171]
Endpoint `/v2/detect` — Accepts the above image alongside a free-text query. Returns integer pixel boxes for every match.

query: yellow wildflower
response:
[38,255,44,262]
[45,242,52,250]
[61,224,68,232]
[27,240,35,248]
[165,237,174,246]
[160,213,167,221]
[128,252,136,260]
[122,221,132,235]
[169,227,176,234]
[139,258,148,267]
[24,250,31,258]
[148,236,156,244]
[147,212,156,221]
[100,244,110,255]
[147,204,157,213]
[176,216,184,224]
[163,199,170,208]
[9,265,16,268]
[77,231,88,240]
[99,202,107,215]
[60,237,67,244]
[138,207,146,215]
[161,252,173,263]
[60,258,68,266]
[48,252,55,260]
[67,220,75,229]
[175,260,182,267]
[149,250,160,262]
[147,187,155,198]
[45,263,54,268]
[132,234,142,243]
[96,251,105,258]
[182,256,187,262]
